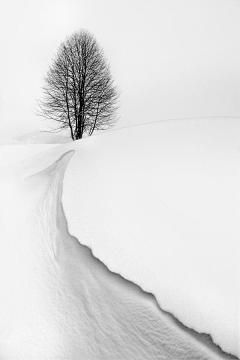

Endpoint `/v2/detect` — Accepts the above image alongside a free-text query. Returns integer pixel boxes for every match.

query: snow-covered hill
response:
[0,118,239,359]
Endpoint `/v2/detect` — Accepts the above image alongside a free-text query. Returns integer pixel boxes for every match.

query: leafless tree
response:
[37,30,119,140]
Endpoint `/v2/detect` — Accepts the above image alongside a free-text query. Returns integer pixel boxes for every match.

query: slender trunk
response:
[89,102,100,136]
[75,113,83,140]
[65,74,74,141]
[76,95,84,139]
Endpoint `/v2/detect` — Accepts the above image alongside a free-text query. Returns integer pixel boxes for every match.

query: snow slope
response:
[0,118,239,359]
[0,144,59,169]
[62,118,240,357]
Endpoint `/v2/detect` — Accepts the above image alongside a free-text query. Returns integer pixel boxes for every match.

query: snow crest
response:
[0,148,233,359]
[0,118,239,359]
[62,119,240,358]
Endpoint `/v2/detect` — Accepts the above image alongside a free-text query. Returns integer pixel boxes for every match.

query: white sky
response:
[0,0,239,140]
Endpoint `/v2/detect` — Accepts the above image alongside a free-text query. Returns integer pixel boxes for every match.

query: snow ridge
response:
[61,118,240,357]
[54,152,237,359]
[0,117,238,359]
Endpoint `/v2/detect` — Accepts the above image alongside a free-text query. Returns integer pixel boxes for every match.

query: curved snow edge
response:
[59,150,238,360]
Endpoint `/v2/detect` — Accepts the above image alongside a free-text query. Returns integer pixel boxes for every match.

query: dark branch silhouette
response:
[37,30,119,140]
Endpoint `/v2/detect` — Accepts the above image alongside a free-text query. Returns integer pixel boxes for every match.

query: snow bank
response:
[0,118,238,358]
[61,118,239,357]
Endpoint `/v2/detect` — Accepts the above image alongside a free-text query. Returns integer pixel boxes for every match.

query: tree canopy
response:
[37,30,119,140]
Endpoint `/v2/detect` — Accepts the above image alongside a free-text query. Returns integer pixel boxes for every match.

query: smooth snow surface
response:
[62,118,240,357]
[0,118,239,359]
[0,144,59,168]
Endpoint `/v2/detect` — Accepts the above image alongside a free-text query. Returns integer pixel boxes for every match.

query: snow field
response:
[62,119,240,357]
[0,118,239,358]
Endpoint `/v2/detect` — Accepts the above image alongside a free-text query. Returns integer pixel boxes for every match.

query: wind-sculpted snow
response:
[0,118,239,359]
[0,149,232,359]
[61,118,240,358]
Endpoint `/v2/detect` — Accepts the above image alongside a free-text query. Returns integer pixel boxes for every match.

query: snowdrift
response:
[0,118,239,359]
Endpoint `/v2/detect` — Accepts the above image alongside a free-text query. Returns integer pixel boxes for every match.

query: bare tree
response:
[37,30,119,140]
